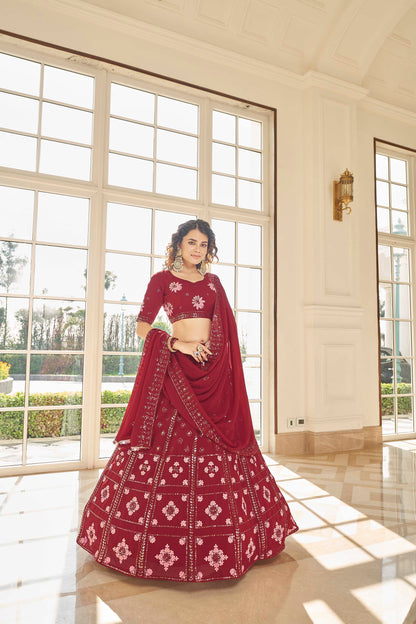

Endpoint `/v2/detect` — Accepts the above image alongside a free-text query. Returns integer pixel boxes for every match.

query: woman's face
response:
[179,229,209,266]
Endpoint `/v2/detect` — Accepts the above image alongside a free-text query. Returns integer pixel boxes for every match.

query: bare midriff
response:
[171,317,211,346]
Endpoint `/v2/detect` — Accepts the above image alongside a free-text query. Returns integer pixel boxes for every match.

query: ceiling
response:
[70,0,416,111]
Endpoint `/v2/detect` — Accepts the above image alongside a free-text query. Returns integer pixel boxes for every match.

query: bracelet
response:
[167,336,178,352]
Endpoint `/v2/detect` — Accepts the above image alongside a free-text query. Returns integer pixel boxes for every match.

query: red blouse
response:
[136,270,217,324]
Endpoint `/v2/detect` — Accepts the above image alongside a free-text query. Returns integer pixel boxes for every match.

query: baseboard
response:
[273,425,382,456]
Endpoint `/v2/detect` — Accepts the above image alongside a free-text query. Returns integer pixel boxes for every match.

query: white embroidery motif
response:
[205,500,222,521]
[192,295,205,310]
[204,544,228,572]
[155,544,179,571]
[113,538,132,563]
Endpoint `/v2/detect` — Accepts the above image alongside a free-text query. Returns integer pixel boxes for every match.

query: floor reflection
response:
[0,442,415,623]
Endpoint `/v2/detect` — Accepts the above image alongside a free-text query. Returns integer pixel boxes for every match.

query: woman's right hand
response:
[174,340,212,363]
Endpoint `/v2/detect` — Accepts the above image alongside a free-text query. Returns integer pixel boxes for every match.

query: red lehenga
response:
[76,271,298,582]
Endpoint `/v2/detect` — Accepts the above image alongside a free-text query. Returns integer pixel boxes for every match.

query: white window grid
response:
[0,40,275,475]
[376,142,416,439]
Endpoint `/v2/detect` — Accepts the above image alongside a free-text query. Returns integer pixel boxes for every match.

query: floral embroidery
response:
[245,537,256,559]
[164,302,174,317]
[263,486,271,503]
[100,485,109,502]
[113,538,132,563]
[155,544,179,571]
[204,461,219,478]
[86,523,97,546]
[126,497,139,516]
[272,522,284,544]
[192,295,205,310]
[205,500,222,521]
[204,544,228,572]
[169,281,183,293]
[208,281,216,291]
[168,462,183,478]
[139,461,151,476]
[162,500,180,521]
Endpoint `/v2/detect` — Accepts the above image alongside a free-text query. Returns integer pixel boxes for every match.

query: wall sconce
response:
[333,168,354,221]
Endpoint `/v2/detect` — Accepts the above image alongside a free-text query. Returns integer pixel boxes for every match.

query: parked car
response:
[380,347,412,383]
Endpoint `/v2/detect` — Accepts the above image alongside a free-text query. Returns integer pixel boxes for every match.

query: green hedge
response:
[0,389,131,439]
[381,383,412,415]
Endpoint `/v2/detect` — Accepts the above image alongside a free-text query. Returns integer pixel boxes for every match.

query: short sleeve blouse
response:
[136,270,217,325]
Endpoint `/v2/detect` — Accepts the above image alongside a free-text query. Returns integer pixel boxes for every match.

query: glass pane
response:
[211,265,235,307]
[108,153,153,192]
[238,117,262,149]
[39,140,91,181]
[0,92,39,133]
[157,96,198,134]
[0,353,26,392]
[394,285,411,319]
[109,118,154,158]
[379,283,392,318]
[37,193,89,246]
[398,396,413,434]
[238,179,262,211]
[238,267,261,309]
[108,154,153,192]
[395,321,411,357]
[103,304,142,353]
[106,203,152,253]
[212,174,235,206]
[110,83,155,124]
[34,246,87,298]
[390,158,407,184]
[211,219,235,264]
[100,406,126,458]
[104,253,150,301]
[0,53,41,96]
[41,102,93,144]
[0,241,31,295]
[376,180,389,207]
[238,148,261,180]
[243,357,261,399]
[392,211,407,236]
[250,402,261,442]
[376,154,388,179]
[157,129,198,167]
[156,163,198,200]
[377,207,389,233]
[29,354,83,404]
[0,410,24,467]
[212,143,236,175]
[31,299,85,350]
[396,358,411,385]
[43,66,94,109]
[378,246,391,281]
[238,223,261,265]
[26,408,81,464]
[381,397,395,435]
[0,131,37,171]
[0,297,29,350]
[102,354,140,382]
[380,353,393,384]
[237,311,261,355]
[391,184,407,210]
[154,210,196,255]
[213,111,236,144]
[0,186,34,239]
[392,248,410,282]
[379,320,393,351]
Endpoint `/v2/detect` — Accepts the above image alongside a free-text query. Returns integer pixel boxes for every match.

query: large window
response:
[376,144,416,437]
[0,43,273,473]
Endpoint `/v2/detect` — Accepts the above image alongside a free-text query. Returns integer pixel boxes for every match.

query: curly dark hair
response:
[162,219,219,270]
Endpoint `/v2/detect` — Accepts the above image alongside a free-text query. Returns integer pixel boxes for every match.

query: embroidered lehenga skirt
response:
[76,393,299,582]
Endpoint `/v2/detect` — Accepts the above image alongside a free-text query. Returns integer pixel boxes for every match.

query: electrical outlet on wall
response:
[287,418,296,428]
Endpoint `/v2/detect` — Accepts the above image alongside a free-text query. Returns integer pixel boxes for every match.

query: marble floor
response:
[1,441,416,624]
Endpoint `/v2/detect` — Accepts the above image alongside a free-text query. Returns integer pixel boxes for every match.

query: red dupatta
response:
[115,273,257,455]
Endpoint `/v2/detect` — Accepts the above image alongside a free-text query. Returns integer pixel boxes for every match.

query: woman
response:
[77,218,298,582]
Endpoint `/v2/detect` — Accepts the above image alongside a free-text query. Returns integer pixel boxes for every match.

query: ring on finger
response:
[196,344,204,352]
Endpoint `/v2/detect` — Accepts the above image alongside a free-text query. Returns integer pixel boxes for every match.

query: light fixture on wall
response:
[333,169,354,221]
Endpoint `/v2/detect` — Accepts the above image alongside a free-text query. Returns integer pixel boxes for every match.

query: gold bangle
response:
[167,336,178,352]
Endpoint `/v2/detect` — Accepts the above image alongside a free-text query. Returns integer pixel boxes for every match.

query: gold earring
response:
[173,248,183,271]
[198,258,207,275]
